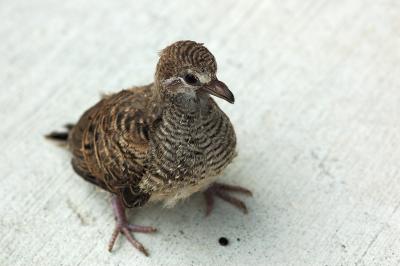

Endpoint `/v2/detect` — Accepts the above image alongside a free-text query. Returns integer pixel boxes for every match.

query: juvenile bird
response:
[46,40,252,256]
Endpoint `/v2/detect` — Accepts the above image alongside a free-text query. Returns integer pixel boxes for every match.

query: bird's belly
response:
[148,174,219,207]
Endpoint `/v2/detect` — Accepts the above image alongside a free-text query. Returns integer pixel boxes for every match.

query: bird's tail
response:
[45,123,74,144]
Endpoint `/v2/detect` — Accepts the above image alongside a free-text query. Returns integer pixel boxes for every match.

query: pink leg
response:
[108,196,157,256]
[203,182,252,216]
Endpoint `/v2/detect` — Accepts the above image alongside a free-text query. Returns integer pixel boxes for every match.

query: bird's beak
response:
[201,80,235,104]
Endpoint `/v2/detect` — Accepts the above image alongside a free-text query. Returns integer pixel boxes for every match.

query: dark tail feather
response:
[45,132,69,141]
[45,124,74,143]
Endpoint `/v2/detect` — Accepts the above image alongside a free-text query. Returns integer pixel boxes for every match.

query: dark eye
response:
[184,74,199,85]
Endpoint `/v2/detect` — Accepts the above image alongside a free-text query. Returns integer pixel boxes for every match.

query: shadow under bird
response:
[46,40,252,256]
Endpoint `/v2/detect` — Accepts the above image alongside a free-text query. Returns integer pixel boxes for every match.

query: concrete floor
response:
[1,0,400,265]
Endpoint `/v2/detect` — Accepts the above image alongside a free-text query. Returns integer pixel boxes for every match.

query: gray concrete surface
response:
[1,0,400,265]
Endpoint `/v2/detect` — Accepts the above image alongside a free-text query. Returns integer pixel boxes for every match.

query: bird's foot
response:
[203,182,252,216]
[108,196,157,256]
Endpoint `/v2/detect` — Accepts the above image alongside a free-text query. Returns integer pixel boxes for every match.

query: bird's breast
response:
[141,104,236,206]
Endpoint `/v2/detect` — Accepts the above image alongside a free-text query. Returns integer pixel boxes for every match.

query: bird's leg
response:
[203,182,252,216]
[108,195,157,256]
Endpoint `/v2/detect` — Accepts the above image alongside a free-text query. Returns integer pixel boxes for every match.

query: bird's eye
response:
[184,74,199,85]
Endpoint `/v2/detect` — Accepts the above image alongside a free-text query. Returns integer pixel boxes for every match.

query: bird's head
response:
[154,40,234,105]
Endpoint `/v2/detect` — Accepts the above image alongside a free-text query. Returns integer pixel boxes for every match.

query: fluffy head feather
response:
[155,40,217,83]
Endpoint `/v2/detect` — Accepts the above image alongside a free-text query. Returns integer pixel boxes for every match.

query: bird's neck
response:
[151,83,212,117]
[168,91,211,116]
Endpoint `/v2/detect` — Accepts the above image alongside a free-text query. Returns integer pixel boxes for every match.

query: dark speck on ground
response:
[219,237,229,246]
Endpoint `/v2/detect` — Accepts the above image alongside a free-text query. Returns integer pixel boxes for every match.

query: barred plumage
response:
[46,40,251,256]
[141,97,237,204]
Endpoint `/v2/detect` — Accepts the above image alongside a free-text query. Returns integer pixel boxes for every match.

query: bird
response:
[46,40,252,256]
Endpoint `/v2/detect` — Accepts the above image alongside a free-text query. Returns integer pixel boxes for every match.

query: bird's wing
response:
[69,85,161,207]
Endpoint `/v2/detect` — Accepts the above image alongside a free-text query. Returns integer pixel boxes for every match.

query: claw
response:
[108,225,121,252]
[215,190,248,214]
[127,224,157,233]
[122,227,149,256]
[108,196,156,256]
[214,182,253,196]
[203,182,252,215]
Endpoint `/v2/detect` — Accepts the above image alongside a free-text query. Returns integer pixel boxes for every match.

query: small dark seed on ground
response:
[219,237,229,246]
[237,238,240,241]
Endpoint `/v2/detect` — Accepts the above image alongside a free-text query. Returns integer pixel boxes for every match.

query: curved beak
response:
[201,80,235,104]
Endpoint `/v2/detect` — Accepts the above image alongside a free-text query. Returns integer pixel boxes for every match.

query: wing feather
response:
[69,85,160,207]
